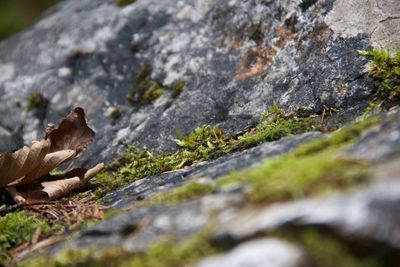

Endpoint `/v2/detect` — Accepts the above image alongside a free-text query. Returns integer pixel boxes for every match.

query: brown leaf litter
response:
[0,107,104,203]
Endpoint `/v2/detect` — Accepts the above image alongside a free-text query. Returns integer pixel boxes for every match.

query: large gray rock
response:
[2,0,400,266]
[0,0,391,167]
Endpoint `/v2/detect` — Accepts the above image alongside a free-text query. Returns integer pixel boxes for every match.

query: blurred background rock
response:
[0,0,61,40]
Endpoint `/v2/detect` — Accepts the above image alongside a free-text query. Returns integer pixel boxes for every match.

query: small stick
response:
[0,201,59,216]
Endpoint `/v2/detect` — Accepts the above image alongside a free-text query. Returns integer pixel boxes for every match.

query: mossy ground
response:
[219,118,379,202]
[145,180,217,206]
[20,229,224,267]
[91,105,318,197]
[0,211,62,264]
[359,49,400,113]
[272,227,382,267]
[92,111,379,213]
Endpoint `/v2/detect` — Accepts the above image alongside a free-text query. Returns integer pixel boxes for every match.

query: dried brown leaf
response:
[7,163,104,203]
[42,163,104,200]
[0,107,102,203]
[0,140,50,187]
[46,107,95,153]
[10,149,77,186]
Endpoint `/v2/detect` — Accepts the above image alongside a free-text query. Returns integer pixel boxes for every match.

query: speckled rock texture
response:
[1,0,400,266]
[0,0,389,166]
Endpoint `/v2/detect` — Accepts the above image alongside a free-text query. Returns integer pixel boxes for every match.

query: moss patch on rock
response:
[359,49,400,112]
[126,65,165,105]
[92,105,318,197]
[21,229,224,267]
[218,117,380,202]
[273,227,382,267]
[0,211,61,265]
[146,181,217,206]
[126,66,186,108]
[25,91,49,112]
[114,0,137,7]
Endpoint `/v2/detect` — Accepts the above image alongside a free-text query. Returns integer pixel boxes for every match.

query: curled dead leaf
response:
[0,139,50,187]
[6,163,105,202]
[0,107,103,203]
[46,107,95,153]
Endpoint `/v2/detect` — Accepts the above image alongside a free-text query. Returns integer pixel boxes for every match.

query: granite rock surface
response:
[0,0,399,266]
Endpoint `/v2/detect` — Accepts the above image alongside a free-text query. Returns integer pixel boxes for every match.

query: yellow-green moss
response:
[171,80,185,99]
[93,106,318,198]
[292,117,380,157]
[25,91,49,112]
[146,181,217,206]
[273,228,382,267]
[126,65,165,105]
[219,117,380,202]
[20,229,222,267]
[119,232,221,267]
[0,211,61,265]
[358,49,400,111]
[127,67,186,107]
[237,103,317,148]
[20,247,99,267]
[114,0,137,7]
[103,208,123,219]
[108,106,121,121]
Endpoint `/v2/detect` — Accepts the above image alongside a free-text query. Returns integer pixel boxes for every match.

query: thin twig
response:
[0,201,61,216]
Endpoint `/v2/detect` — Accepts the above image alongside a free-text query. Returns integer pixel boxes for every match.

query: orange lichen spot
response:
[274,25,294,48]
[338,84,347,95]
[235,47,277,81]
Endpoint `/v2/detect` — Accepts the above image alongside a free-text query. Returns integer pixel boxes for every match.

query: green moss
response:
[358,49,400,110]
[225,150,369,202]
[238,117,316,148]
[103,209,123,219]
[143,83,165,102]
[0,211,60,264]
[127,67,185,108]
[237,102,317,148]
[175,125,233,156]
[120,233,221,267]
[292,117,380,157]
[147,181,217,205]
[114,0,137,7]
[21,229,222,267]
[171,80,185,99]
[165,80,186,109]
[93,104,319,197]
[69,48,90,60]
[126,65,165,105]
[273,228,382,267]
[92,171,122,197]
[20,247,99,267]
[219,117,380,203]
[25,91,49,112]
[107,106,121,122]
